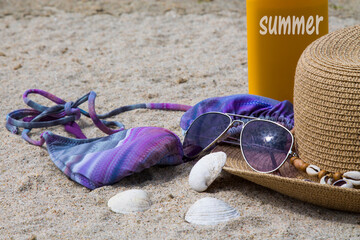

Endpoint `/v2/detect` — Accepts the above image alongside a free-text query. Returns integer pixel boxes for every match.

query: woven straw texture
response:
[216,145,360,213]
[294,25,360,173]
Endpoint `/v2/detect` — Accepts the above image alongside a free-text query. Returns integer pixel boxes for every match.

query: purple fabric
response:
[64,122,87,139]
[180,94,294,131]
[43,127,184,189]
[87,91,122,135]
[6,89,191,189]
[6,89,192,146]
[146,103,191,112]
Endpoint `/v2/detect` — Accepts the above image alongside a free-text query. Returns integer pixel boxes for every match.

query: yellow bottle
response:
[247,0,328,102]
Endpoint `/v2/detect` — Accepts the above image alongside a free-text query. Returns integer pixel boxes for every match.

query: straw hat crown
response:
[294,25,360,173]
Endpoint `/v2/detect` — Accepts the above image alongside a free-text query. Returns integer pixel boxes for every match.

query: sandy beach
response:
[1,1,359,239]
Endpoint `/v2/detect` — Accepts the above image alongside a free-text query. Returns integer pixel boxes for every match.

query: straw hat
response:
[294,25,360,173]
[220,25,360,212]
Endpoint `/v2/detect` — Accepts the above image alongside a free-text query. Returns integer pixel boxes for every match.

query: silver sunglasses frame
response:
[183,111,294,173]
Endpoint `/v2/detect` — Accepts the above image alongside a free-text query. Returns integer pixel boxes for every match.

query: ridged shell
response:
[188,152,227,192]
[343,171,360,186]
[108,189,151,214]
[185,197,240,225]
[306,165,320,176]
[332,179,354,188]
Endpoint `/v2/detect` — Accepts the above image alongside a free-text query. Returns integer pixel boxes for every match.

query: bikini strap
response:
[6,89,191,146]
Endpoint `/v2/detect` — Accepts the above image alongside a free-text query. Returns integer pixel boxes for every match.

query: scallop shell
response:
[306,164,320,176]
[343,171,360,186]
[108,189,151,214]
[188,152,227,192]
[185,197,240,225]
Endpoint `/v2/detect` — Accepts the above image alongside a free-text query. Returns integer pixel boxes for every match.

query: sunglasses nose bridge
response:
[231,120,244,127]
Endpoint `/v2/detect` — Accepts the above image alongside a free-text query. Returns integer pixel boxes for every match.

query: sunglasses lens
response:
[183,113,231,158]
[241,120,292,172]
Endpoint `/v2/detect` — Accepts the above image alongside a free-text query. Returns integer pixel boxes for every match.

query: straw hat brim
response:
[213,144,360,213]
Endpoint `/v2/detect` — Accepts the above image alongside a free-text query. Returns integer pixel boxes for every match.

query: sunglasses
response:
[183,112,295,173]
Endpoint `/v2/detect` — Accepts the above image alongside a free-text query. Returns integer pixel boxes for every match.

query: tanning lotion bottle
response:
[247,0,328,102]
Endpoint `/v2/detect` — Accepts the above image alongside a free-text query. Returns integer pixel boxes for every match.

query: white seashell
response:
[108,189,151,214]
[320,176,334,185]
[188,152,227,192]
[332,179,354,188]
[185,197,240,225]
[343,171,360,186]
[306,164,320,176]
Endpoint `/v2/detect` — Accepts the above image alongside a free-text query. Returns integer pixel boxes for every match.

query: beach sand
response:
[0,1,359,239]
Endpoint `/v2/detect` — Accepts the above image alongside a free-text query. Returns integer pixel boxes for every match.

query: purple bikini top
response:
[6,89,294,189]
[6,89,191,189]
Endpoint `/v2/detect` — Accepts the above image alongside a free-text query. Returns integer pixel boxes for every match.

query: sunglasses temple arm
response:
[226,113,257,120]
[289,150,297,157]
[221,138,240,146]
[225,136,239,141]
[270,152,278,169]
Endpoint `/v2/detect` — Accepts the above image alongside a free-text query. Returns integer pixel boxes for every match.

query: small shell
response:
[188,152,227,192]
[306,165,320,176]
[320,176,334,185]
[108,189,151,214]
[343,171,360,186]
[332,179,354,188]
[185,197,240,225]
